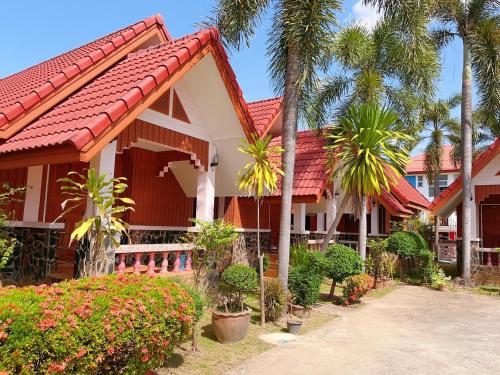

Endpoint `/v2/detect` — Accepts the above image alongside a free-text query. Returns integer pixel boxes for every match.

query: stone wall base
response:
[232,232,271,267]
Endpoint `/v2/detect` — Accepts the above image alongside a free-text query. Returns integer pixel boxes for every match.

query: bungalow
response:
[0,15,430,284]
[431,138,500,281]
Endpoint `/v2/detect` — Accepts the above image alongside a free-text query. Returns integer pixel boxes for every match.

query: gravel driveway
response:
[226,285,500,375]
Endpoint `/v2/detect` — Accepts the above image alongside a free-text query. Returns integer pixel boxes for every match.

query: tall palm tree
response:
[325,104,410,261]
[420,95,460,251]
[365,0,499,280]
[208,0,340,286]
[309,16,440,145]
[237,133,284,325]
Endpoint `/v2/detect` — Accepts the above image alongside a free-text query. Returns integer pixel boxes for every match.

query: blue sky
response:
[0,0,471,143]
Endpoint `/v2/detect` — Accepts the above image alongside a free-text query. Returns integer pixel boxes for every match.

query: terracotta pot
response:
[287,303,311,319]
[287,320,303,335]
[212,308,252,344]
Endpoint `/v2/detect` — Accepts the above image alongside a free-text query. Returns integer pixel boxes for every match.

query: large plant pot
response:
[287,303,311,319]
[212,308,252,344]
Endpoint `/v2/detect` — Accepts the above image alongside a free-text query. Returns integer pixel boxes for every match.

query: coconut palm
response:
[308,16,440,147]
[365,0,499,280]
[419,95,460,251]
[323,104,411,262]
[207,0,340,286]
[237,133,284,325]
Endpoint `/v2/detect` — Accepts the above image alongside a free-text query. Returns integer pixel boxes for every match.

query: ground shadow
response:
[201,323,217,342]
[161,352,185,369]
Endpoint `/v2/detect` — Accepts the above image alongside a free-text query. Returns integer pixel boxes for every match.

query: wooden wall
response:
[0,167,27,221]
[223,197,271,230]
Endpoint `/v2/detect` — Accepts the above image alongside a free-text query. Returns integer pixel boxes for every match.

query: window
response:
[417,176,423,188]
[429,175,448,197]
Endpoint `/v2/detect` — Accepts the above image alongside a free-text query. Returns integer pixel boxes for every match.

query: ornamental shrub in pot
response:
[212,265,258,343]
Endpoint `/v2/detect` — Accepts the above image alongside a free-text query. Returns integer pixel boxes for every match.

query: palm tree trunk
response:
[278,43,300,289]
[257,198,265,326]
[434,174,440,254]
[359,196,368,272]
[461,37,473,281]
[320,196,349,252]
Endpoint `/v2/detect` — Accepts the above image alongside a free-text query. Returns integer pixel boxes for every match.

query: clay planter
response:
[287,320,303,335]
[212,308,252,344]
[287,303,311,319]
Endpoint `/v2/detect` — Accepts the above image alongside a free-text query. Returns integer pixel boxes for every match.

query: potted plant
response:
[212,264,258,343]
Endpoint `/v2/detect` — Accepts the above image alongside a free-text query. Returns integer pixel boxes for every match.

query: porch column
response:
[471,189,479,239]
[196,143,216,223]
[217,196,226,219]
[317,212,325,232]
[23,165,44,222]
[292,203,306,232]
[370,200,379,235]
[326,198,336,230]
[85,140,117,276]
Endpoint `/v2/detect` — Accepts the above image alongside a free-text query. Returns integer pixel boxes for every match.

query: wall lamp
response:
[210,153,219,168]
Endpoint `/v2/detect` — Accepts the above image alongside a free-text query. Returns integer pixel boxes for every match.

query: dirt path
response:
[226,285,500,375]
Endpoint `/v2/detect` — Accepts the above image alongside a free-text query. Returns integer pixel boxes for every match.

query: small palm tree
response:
[366,0,499,280]
[208,0,340,287]
[237,133,284,325]
[56,169,135,277]
[322,104,411,264]
[420,95,460,250]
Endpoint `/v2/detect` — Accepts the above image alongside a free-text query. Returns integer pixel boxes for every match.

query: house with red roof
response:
[0,15,430,283]
[431,138,500,274]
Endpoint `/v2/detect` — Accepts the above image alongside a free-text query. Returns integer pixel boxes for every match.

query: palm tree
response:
[365,0,499,280]
[308,16,440,146]
[420,95,460,251]
[324,103,410,262]
[208,0,340,287]
[237,133,284,325]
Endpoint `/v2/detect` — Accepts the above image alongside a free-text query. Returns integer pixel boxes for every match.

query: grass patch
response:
[474,285,500,296]
[158,293,336,375]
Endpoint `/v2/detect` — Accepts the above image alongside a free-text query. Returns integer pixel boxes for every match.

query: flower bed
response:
[0,274,200,374]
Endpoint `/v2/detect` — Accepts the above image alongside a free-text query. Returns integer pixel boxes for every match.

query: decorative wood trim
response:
[0,145,80,170]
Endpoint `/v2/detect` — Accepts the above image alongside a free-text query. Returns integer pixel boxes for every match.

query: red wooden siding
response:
[475,184,500,204]
[119,148,194,227]
[223,197,271,230]
[150,89,170,115]
[480,193,500,248]
[0,167,27,220]
[116,120,207,169]
[172,90,190,123]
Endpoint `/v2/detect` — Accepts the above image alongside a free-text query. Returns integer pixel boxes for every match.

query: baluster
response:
[134,252,141,274]
[185,250,192,272]
[117,253,126,275]
[147,252,156,276]
[173,251,181,273]
[487,251,493,267]
[160,251,169,276]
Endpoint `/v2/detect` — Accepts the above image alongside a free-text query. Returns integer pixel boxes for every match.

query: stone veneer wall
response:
[232,232,271,267]
[0,227,62,286]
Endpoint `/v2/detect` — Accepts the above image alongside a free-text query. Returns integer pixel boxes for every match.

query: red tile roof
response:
[247,97,283,136]
[390,173,430,210]
[269,130,328,200]
[0,15,168,132]
[431,137,500,212]
[0,27,256,155]
[378,189,414,216]
[406,144,459,174]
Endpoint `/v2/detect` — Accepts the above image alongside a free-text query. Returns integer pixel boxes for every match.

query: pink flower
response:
[75,347,86,358]
[107,346,115,355]
[37,318,57,331]
[47,362,66,373]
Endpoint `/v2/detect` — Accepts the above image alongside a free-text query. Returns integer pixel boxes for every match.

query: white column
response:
[23,165,44,222]
[370,200,379,235]
[86,141,117,216]
[292,203,306,232]
[196,143,216,223]
[317,212,325,232]
[471,189,479,239]
[326,198,336,229]
[217,196,226,219]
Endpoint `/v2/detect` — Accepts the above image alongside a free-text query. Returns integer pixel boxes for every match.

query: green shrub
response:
[0,275,199,374]
[324,244,362,299]
[290,242,310,268]
[263,278,286,322]
[290,243,329,275]
[220,265,258,312]
[418,249,436,283]
[409,232,429,254]
[387,231,419,258]
[288,265,323,308]
[342,274,375,305]
[430,268,451,290]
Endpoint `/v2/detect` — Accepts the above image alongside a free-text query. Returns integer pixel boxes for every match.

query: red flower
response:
[47,362,66,373]
[107,346,115,355]
[37,318,57,331]
[75,347,86,358]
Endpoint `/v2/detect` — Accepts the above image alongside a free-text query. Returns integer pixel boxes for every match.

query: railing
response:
[438,241,457,263]
[479,248,500,267]
[115,243,194,276]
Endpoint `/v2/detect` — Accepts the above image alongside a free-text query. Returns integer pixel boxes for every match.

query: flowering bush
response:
[0,274,201,374]
[342,274,375,306]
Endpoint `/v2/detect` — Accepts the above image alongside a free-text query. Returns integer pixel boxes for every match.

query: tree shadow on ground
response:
[161,352,185,369]
[201,324,217,341]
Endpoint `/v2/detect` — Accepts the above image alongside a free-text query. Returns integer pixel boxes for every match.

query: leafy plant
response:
[0,183,25,275]
[264,278,286,322]
[366,239,390,285]
[237,133,283,325]
[342,274,375,306]
[181,219,237,289]
[324,244,363,300]
[290,242,311,268]
[430,268,452,291]
[288,265,323,308]
[387,231,419,259]
[0,275,199,374]
[418,249,436,284]
[56,169,134,277]
[219,265,258,313]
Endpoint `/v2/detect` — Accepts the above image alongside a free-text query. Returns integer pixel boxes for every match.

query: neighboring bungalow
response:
[431,138,500,279]
[406,145,460,238]
[0,15,430,283]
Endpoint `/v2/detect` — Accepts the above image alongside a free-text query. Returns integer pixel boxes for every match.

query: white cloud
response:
[351,1,382,31]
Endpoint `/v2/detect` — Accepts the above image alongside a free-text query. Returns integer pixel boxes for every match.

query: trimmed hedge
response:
[324,244,363,284]
[0,275,201,374]
[288,265,323,308]
[387,231,419,258]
